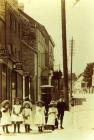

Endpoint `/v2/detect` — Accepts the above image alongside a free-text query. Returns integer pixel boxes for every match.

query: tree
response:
[52,70,62,90]
[83,62,94,88]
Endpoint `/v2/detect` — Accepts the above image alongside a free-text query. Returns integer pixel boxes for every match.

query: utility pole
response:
[70,37,74,97]
[61,0,69,110]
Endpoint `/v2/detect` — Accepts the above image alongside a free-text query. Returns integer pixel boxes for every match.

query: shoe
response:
[6,131,10,134]
[6,130,10,133]
[61,127,64,129]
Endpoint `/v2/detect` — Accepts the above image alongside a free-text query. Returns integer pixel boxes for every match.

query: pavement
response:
[1,127,94,140]
[0,93,94,140]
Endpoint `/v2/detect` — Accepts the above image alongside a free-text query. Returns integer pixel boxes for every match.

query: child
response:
[47,100,58,131]
[11,98,23,133]
[0,100,11,133]
[35,101,45,132]
[22,101,32,133]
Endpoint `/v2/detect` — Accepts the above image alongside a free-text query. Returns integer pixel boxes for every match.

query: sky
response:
[18,0,94,76]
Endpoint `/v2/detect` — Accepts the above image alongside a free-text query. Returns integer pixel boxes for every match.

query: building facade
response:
[0,0,20,103]
[0,0,54,103]
[19,10,55,101]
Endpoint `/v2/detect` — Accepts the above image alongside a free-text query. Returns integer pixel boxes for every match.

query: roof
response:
[19,9,54,47]
[19,10,47,32]
[6,3,55,47]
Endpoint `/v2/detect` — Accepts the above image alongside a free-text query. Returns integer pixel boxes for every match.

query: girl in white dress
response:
[0,100,11,133]
[22,101,32,133]
[11,98,23,133]
[35,101,45,132]
[47,101,58,131]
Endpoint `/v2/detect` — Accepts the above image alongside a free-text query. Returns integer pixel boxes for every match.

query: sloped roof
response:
[19,10,48,37]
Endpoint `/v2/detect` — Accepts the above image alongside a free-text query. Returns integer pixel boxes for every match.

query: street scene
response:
[0,0,94,140]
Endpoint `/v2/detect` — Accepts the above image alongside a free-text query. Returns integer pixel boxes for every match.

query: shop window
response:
[2,64,7,100]
[11,71,17,100]
[2,64,6,74]
[17,74,23,99]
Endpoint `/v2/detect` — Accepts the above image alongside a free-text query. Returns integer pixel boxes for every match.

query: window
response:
[2,64,7,100]
[15,48,17,56]
[41,53,45,68]
[14,19,16,31]
[18,50,21,60]
[8,44,13,55]
[18,23,20,37]
[9,13,12,28]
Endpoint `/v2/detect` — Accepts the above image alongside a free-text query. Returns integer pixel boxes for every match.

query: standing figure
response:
[11,98,23,133]
[57,97,66,129]
[35,101,45,132]
[22,101,32,133]
[47,100,58,131]
[0,100,11,133]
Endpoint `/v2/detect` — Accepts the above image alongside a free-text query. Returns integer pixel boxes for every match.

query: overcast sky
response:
[18,0,94,76]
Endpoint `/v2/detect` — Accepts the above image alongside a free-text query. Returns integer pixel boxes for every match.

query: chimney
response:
[7,0,18,7]
[0,0,18,21]
[18,3,24,11]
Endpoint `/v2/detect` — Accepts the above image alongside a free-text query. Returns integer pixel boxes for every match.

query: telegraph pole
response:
[70,37,74,97]
[61,0,69,110]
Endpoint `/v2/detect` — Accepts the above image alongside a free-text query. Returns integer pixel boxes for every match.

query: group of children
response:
[35,100,58,132]
[0,98,32,134]
[0,98,59,134]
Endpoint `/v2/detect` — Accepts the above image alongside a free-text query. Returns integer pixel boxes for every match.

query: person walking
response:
[22,101,32,133]
[11,97,23,133]
[35,101,45,132]
[57,97,66,129]
[0,100,11,133]
[47,100,58,131]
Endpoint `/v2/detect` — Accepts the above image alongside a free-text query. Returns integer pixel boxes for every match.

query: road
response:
[71,93,94,129]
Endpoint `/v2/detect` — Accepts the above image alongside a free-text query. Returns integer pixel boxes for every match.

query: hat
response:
[1,100,10,107]
[49,100,56,107]
[23,101,32,108]
[23,96,29,101]
[14,97,22,104]
[36,100,44,106]
[14,97,21,101]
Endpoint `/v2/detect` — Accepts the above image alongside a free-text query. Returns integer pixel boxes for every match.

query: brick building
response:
[19,10,54,101]
[0,0,54,103]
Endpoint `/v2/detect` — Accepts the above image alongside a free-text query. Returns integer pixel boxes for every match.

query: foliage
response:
[52,70,62,80]
[83,62,94,87]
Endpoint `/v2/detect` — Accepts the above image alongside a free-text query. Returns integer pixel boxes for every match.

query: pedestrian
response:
[57,97,66,129]
[22,101,32,133]
[0,100,11,133]
[35,101,45,132]
[71,96,75,106]
[47,100,58,131]
[11,97,23,133]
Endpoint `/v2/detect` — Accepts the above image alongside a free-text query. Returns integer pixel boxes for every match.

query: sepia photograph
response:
[0,0,94,139]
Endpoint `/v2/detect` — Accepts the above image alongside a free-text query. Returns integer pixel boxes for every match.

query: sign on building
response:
[13,62,23,70]
[0,48,8,58]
